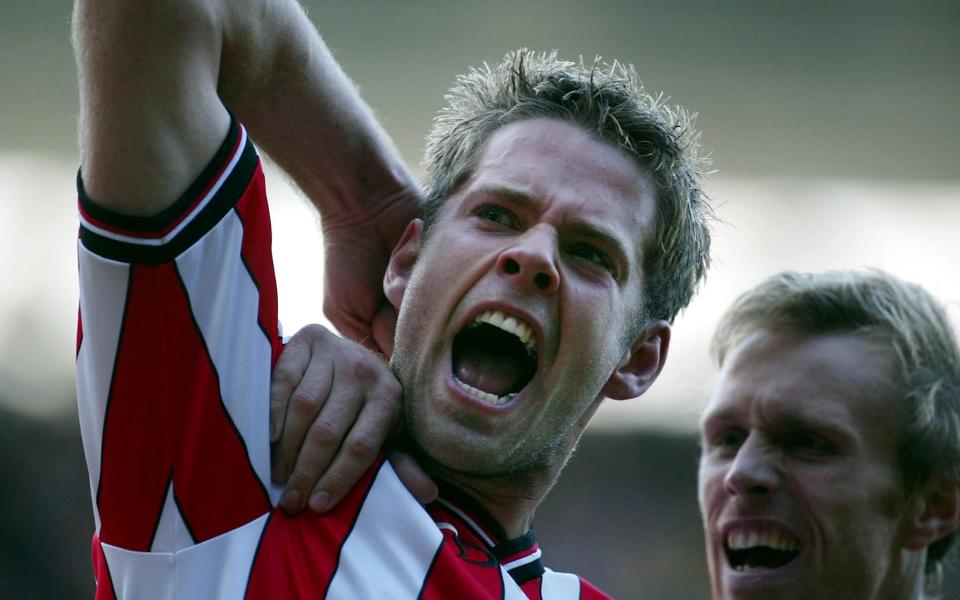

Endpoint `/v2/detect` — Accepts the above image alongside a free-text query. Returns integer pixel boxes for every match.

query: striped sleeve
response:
[76,118,284,598]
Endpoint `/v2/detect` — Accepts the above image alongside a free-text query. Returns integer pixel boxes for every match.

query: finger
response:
[304,391,399,513]
[280,379,367,513]
[388,450,438,505]
[271,347,334,485]
[269,333,312,443]
[370,301,398,360]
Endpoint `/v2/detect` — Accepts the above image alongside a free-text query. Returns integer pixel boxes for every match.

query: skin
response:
[269,325,436,512]
[74,0,421,514]
[384,117,671,536]
[698,328,939,600]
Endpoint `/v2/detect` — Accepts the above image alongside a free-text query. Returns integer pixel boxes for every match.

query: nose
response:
[723,434,781,497]
[496,227,560,294]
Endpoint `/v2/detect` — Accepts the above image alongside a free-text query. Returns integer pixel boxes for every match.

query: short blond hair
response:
[422,49,712,325]
[712,269,960,580]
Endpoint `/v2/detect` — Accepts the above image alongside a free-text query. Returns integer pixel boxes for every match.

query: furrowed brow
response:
[468,183,539,206]
[469,183,634,276]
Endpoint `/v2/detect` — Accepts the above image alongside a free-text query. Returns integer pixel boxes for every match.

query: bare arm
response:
[74,0,230,212]
[75,0,416,220]
[74,0,422,514]
[216,0,421,353]
[76,0,418,350]
[217,1,419,228]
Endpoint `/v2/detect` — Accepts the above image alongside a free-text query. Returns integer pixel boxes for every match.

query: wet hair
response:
[421,49,712,325]
[712,269,960,584]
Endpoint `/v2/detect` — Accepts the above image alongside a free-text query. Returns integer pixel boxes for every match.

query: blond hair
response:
[712,269,960,580]
[422,49,712,324]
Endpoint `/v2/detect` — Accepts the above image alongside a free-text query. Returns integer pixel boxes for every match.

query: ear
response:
[602,320,671,400]
[383,219,423,311]
[900,475,960,551]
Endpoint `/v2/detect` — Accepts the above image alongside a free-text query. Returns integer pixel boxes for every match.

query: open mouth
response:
[724,526,802,572]
[451,309,538,406]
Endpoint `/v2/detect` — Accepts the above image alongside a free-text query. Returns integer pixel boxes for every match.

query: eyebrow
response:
[468,183,635,275]
[701,402,855,442]
[770,413,854,440]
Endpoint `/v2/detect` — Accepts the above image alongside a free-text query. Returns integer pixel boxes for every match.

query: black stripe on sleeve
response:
[79,117,260,264]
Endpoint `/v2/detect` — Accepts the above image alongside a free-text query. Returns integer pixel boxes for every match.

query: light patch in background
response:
[595,176,960,431]
[0,157,331,418]
[2,156,958,432]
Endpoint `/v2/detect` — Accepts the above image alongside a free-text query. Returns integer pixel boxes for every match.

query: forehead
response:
[702,329,902,443]
[461,118,657,246]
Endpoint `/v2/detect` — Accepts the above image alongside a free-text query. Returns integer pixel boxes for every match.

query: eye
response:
[782,430,837,458]
[705,428,746,457]
[719,430,746,450]
[566,243,614,273]
[473,203,517,228]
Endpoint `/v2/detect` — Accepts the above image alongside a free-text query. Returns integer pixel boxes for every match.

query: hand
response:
[270,324,436,513]
[321,187,421,357]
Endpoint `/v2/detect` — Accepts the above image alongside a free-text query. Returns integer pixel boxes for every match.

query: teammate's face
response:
[387,118,663,477]
[698,329,917,600]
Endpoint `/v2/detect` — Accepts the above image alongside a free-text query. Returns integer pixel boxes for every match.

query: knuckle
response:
[349,357,378,382]
[305,324,332,345]
[345,435,377,462]
[306,419,340,447]
[381,377,402,396]
[289,391,321,417]
[272,365,300,389]
[297,323,327,340]
[285,471,312,493]
[366,392,400,416]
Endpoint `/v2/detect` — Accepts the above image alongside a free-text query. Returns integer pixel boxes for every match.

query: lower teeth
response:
[734,564,769,572]
[454,377,516,405]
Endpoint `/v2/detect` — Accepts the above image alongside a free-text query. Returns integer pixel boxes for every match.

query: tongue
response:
[454,344,525,397]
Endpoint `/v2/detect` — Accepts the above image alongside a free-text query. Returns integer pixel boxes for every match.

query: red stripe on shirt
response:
[244,458,385,597]
[77,305,84,356]
[500,543,540,566]
[420,502,508,600]
[580,577,611,599]
[520,578,543,600]
[234,165,283,364]
[96,263,270,549]
[91,534,118,600]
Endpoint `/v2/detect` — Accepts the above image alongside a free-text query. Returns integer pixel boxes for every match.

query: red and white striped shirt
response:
[76,117,611,599]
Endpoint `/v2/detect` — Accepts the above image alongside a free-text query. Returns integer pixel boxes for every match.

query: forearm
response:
[217,0,419,226]
[75,0,415,220]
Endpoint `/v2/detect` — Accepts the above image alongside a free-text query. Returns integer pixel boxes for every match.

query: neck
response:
[431,466,559,539]
[395,434,565,539]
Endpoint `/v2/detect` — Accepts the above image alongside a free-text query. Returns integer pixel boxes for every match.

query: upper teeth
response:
[726,526,801,552]
[473,309,537,354]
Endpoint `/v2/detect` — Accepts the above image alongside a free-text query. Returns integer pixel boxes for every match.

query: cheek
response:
[697,461,724,520]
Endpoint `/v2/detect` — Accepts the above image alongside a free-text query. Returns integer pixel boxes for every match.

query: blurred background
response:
[1,0,958,597]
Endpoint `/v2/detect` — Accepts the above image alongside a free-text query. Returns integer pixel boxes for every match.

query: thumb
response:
[388,450,437,505]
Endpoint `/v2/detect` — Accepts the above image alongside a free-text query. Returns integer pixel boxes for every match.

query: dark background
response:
[5,406,960,598]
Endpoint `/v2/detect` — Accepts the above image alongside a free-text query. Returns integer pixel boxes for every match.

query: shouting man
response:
[72,0,710,596]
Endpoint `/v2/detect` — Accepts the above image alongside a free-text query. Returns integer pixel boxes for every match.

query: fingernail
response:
[281,490,302,512]
[309,490,330,512]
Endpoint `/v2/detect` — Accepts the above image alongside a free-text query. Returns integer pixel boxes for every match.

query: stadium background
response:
[1,0,958,597]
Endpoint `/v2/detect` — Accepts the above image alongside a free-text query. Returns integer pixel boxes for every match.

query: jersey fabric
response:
[76,116,611,599]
